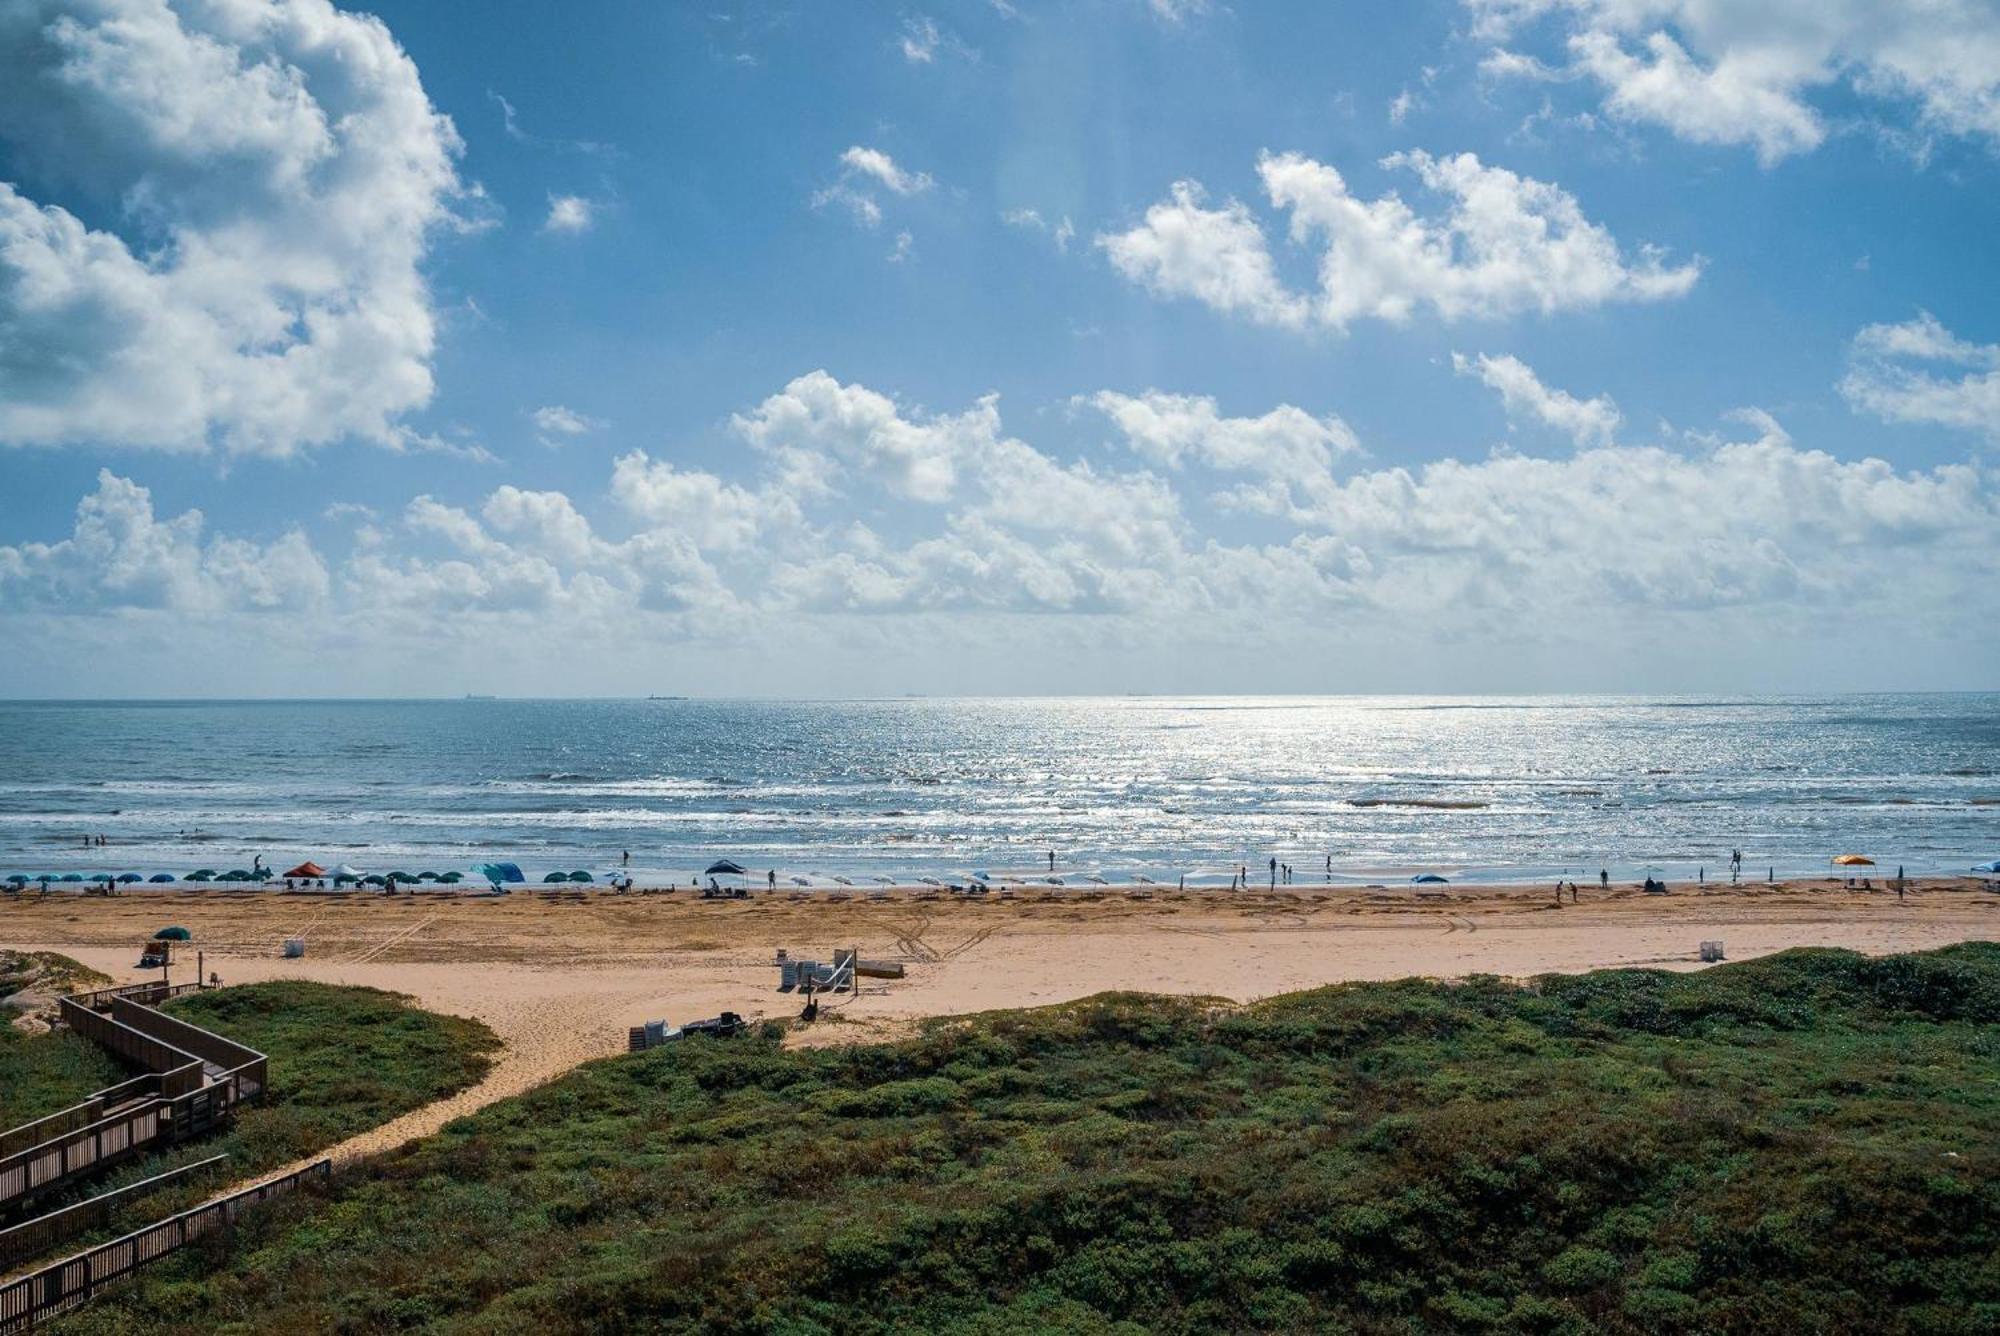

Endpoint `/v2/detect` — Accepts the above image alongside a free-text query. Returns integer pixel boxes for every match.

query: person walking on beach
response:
[768,869,777,890]
[1048,850,1056,873]
[1599,868,1608,889]
[1269,857,1277,889]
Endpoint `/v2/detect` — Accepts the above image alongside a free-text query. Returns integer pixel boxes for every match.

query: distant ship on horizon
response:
[647,694,689,701]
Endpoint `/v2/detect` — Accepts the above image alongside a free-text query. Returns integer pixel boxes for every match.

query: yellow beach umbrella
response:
[1832,854,1875,867]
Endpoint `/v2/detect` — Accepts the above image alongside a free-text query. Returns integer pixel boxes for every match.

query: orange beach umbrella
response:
[1831,854,1875,867]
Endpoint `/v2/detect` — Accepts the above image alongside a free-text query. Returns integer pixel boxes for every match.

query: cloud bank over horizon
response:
[6,366,1992,693]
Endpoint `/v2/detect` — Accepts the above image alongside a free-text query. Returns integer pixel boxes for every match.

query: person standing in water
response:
[1048,850,1056,873]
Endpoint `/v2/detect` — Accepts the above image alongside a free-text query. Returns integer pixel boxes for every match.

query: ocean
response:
[0,695,1993,886]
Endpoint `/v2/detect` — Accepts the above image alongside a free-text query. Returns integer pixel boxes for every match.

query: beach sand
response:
[5,877,1997,1169]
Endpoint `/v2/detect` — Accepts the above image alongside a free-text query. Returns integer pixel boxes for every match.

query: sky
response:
[0,0,1997,698]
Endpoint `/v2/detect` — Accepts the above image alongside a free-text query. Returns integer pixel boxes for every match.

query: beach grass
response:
[1,951,122,1127]
[54,944,2000,1333]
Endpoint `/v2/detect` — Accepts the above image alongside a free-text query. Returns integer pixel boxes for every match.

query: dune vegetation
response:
[55,945,2000,1334]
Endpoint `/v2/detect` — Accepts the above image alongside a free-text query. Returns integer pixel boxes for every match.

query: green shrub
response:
[59,946,2000,1335]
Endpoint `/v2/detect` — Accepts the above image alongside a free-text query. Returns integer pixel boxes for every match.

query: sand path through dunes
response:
[7,879,1999,1179]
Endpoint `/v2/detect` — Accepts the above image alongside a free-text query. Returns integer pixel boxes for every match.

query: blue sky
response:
[1,0,1996,696]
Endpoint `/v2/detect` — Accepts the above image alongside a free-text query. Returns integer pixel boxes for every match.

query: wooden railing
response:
[0,1157,226,1271]
[0,1079,156,1162]
[0,1160,330,1333]
[0,1105,170,1217]
[62,981,203,1014]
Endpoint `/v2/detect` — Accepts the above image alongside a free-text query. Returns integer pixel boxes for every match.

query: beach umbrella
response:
[116,872,143,883]
[1832,854,1875,867]
[477,861,525,885]
[282,861,326,879]
[1412,873,1450,884]
[437,871,464,884]
[329,863,365,878]
[147,873,175,883]
[153,926,191,941]
[184,872,211,882]
[704,859,748,877]
[542,871,569,883]
[219,869,252,881]
[387,871,418,883]
[59,873,84,882]
[568,871,593,883]
[417,871,440,881]
[361,874,388,886]
[1973,860,2000,873]
[4,874,26,885]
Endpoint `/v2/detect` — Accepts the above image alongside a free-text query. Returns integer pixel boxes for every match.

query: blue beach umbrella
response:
[568,870,594,883]
[59,873,84,883]
[477,861,525,885]
[116,872,143,883]
[542,872,569,883]
[148,873,175,883]
[1412,873,1450,884]
[4,874,27,885]
[437,871,464,884]
[1972,860,2000,873]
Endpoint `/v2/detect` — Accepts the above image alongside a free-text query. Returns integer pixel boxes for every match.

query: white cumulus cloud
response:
[542,194,594,233]
[1471,0,2000,164]
[1454,351,1621,447]
[1100,150,1698,332]
[0,470,327,613]
[1840,312,2000,439]
[0,0,470,456]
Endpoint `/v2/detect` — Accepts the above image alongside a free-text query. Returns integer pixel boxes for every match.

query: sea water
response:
[0,695,1993,885]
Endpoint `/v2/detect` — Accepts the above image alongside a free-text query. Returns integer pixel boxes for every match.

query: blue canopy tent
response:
[1973,860,2000,873]
[1411,873,1450,884]
[704,859,750,889]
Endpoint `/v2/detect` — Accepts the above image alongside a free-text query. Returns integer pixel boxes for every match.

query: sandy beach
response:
[6,877,1997,1165]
